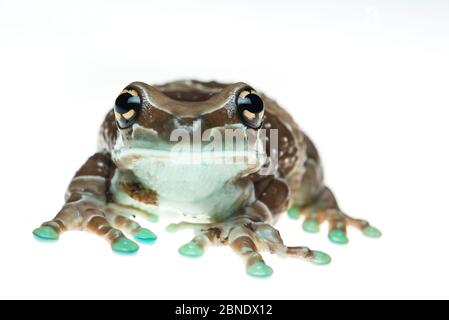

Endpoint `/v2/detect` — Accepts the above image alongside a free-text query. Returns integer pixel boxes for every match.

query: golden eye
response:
[236,88,264,129]
[114,88,141,129]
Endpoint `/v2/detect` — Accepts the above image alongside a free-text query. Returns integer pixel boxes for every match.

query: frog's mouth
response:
[114,147,263,171]
[112,124,266,192]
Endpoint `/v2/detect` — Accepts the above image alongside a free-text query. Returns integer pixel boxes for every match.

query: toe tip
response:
[362,226,382,238]
[246,262,273,278]
[311,251,332,265]
[33,226,59,241]
[178,242,204,258]
[112,237,139,254]
[133,228,157,244]
[287,208,300,219]
[328,230,349,244]
[302,220,320,233]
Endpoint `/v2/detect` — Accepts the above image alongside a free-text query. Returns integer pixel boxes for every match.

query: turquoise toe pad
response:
[111,237,139,254]
[287,208,301,219]
[246,262,273,278]
[302,220,320,233]
[362,226,382,238]
[179,242,204,258]
[133,228,157,243]
[328,229,349,244]
[311,251,332,265]
[33,226,59,241]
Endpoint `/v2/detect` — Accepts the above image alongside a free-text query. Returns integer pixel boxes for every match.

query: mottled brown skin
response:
[34,80,380,276]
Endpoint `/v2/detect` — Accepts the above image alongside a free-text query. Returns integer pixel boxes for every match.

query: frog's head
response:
[111,81,267,194]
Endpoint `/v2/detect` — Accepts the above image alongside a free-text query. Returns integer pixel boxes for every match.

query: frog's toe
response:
[246,261,273,278]
[302,219,320,233]
[133,227,157,244]
[178,232,213,258]
[310,250,332,265]
[33,226,59,241]
[229,234,274,278]
[178,241,204,258]
[111,236,139,254]
[362,225,382,238]
[285,246,332,266]
[287,207,301,219]
[109,214,157,245]
[328,229,349,245]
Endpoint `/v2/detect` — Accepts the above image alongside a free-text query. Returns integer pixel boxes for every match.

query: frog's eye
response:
[236,88,264,129]
[114,89,141,129]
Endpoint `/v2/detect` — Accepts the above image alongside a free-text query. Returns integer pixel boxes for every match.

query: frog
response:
[33,80,381,278]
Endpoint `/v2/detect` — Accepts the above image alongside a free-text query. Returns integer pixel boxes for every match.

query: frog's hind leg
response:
[290,187,382,244]
[288,134,381,244]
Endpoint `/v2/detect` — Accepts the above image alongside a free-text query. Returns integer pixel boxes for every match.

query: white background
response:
[0,0,448,300]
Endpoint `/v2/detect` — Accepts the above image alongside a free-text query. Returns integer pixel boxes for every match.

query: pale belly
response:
[109,169,255,223]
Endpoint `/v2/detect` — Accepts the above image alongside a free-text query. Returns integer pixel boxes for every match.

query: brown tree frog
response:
[33,80,381,277]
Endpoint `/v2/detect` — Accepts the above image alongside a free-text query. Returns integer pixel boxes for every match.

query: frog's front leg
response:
[177,201,331,278]
[33,152,157,254]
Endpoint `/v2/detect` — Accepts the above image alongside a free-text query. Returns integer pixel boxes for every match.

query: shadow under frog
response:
[33,80,381,278]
